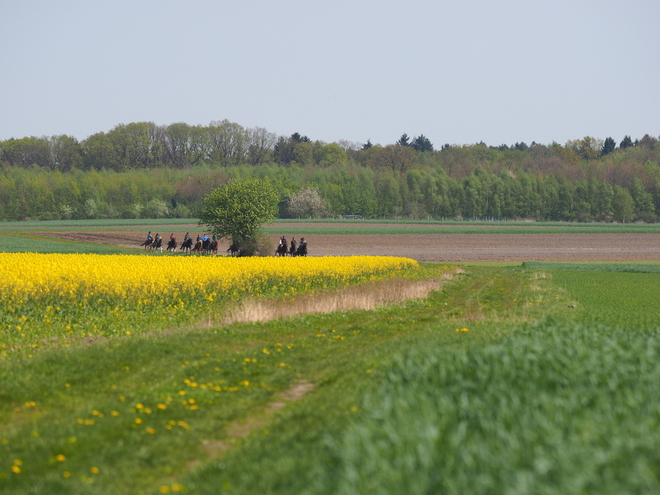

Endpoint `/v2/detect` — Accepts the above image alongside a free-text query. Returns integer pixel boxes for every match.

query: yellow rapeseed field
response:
[0,253,418,352]
[1,253,417,303]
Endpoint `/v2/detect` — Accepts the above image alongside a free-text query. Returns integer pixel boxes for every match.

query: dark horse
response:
[151,236,163,252]
[181,237,193,253]
[140,238,153,250]
[227,243,240,256]
[275,243,287,256]
[166,238,177,252]
[296,242,308,257]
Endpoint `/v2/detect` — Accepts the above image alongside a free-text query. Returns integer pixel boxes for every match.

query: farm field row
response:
[2,230,659,262]
[2,218,660,262]
[3,218,660,234]
[2,256,660,493]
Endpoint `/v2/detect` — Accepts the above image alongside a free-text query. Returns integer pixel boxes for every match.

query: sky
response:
[1,0,658,148]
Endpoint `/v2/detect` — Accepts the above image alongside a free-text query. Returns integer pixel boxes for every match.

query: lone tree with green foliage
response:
[199,177,279,256]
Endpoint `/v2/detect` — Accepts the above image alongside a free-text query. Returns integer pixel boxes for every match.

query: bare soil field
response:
[34,223,660,263]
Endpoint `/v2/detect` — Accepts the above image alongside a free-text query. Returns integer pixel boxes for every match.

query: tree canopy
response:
[198,177,279,254]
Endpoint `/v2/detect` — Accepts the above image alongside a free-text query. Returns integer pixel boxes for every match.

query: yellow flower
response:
[56,454,66,462]
[90,466,100,474]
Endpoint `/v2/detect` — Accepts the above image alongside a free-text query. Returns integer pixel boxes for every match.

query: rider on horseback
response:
[297,237,308,256]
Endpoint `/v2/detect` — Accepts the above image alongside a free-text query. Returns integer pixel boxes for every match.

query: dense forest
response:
[1,120,659,222]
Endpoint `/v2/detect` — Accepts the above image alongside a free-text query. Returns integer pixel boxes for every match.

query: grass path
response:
[6,262,658,493]
[1,264,547,493]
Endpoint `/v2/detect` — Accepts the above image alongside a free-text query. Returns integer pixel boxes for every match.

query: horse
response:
[181,237,193,253]
[275,243,287,257]
[289,241,297,257]
[152,237,163,253]
[296,243,308,257]
[208,239,218,255]
[166,238,177,252]
[140,238,153,250]
[227,244,240,256]
[191,239,203,254]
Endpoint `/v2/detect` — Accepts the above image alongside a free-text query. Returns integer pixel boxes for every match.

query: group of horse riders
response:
[276,235,308,257]
[141,231,308,256]
[141,231,220,254]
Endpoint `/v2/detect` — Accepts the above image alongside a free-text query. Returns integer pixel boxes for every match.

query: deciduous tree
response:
[199,178,279,255]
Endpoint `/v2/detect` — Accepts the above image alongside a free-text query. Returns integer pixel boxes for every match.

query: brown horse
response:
[191,239,203,254]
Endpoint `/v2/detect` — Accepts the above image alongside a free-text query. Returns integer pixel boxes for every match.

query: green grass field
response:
[2,227,660,493]
[0,233,134,254]
[2,217,660,235]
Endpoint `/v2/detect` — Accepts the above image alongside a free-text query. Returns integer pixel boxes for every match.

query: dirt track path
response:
[34,230,660,263]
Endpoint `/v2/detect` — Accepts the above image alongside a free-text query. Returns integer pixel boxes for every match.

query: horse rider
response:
[290,237,297,254]
[146,231,153,242]
[184,232,190,242]
[297,237,307,256]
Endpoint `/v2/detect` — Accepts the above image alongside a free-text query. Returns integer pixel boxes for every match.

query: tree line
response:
[0,121,659,222]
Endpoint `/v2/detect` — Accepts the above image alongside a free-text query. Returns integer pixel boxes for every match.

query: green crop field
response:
[0,233,133,254]
[3,217,660,235]
[1,244,660,493]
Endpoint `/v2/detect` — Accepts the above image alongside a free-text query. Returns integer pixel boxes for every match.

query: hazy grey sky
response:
[1,0,658,147]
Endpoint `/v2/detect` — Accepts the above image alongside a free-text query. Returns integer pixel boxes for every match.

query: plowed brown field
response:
[34,223,660,263]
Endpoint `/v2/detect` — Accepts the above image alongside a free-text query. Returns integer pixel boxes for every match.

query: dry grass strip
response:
[221,277,445,325]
